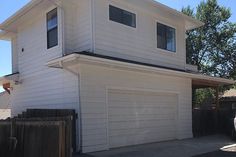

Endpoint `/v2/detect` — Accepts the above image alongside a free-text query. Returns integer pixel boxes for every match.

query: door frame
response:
[105,86,180,149]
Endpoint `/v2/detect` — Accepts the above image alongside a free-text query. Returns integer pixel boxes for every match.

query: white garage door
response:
[108,89,178,148]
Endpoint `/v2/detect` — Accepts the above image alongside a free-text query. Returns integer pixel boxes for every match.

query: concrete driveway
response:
[77,135,236,157]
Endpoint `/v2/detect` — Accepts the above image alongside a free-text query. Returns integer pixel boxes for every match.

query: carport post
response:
[215,86,220,111]
[215,86,220,133]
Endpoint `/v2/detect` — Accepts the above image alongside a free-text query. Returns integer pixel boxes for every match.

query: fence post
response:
[9,119,17,157]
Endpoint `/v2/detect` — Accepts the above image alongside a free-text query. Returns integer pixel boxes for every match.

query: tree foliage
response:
[182,0,236,79]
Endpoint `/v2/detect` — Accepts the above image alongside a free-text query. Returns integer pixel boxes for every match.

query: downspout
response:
[60,61,82,153]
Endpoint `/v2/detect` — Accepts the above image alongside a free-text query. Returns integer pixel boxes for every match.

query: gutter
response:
[47,53,235,85]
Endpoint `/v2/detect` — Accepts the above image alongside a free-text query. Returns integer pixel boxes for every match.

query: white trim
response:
[0,0,203,35]
[105,86,180,148]
[46,54,235,85]
[145,0,204,30]
[0,0,44,30]
[108,1,138,30]
[156,20,178,54]
[45,7,62,52]
[105,86,180,149]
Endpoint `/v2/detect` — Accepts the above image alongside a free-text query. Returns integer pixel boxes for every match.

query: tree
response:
[182,0,236,79]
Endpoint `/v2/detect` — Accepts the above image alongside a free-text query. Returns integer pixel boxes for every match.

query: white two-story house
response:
[0,0,234,153]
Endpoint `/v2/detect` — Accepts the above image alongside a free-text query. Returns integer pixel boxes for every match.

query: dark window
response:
[157,23,176,52]
[109,5,136,28]
[47,8,58,49]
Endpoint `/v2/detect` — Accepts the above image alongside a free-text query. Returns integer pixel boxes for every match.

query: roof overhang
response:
[0,0,59,39]
[0,30,15,40]
[0,73,20,86]
[47,53,235,87]
[146,0,204,30]
[0,0,43,30]
[0,0,203,39]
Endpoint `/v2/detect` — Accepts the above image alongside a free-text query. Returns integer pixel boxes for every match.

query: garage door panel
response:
[109,98,176,106]
[108,89,177,148]
[108,107,175,115]
[109,119,175,130]
[109,114,176,122]
[109,127,176,137]
[110,131,175,148]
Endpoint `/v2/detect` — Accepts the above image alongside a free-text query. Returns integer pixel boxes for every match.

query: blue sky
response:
[0,0,236,92]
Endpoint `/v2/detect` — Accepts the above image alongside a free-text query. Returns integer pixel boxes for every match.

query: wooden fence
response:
[0,109,76,157]
[18,109,77,152]
[192,109,218,137]
[193,108,236,138]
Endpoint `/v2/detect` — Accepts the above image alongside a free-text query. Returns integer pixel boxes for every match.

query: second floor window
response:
[47,8,58,49]
[109,5,136,28]
[157,22,176,52]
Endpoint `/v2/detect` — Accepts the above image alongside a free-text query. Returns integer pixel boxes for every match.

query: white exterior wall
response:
[79,63,192,153]
[12,36,18,73]
[10,5,79,117]
[0,92,11,119]
[93,0,187,70]
[63,0,93,53]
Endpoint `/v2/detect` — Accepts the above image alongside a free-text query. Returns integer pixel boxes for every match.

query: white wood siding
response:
[93,0,186,70]
[10,5,79,119]
[63,0,93,53]
[79,63,192,153]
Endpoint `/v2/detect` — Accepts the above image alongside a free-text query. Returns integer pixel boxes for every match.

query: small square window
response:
[157,23,176,52]
[47,8,58,49]
[109,5,136,28]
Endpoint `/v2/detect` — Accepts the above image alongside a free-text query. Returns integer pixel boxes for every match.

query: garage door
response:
[108,89,178,148]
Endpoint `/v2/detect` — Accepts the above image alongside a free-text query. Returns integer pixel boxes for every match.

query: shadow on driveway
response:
[193,150,236,157]
[75,135,236,157]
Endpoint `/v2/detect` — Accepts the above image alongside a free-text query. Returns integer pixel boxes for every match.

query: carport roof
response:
[47,52,235,88]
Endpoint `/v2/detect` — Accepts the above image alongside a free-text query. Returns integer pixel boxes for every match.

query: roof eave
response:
[0,31,15,40]
[147,0,205,30]
[47,53,235,86]
[0,0,43,31]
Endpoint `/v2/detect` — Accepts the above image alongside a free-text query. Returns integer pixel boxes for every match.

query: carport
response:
[191,78,235,137]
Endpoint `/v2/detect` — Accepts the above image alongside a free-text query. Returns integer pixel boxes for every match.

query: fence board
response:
[0,117,72,157]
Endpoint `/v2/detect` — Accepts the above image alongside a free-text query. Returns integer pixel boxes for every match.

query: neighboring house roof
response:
[0,72,20,86]
[223,89,236,97]
[0,91,11,120]
[0,0,203,39]
[47,52,235,87]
